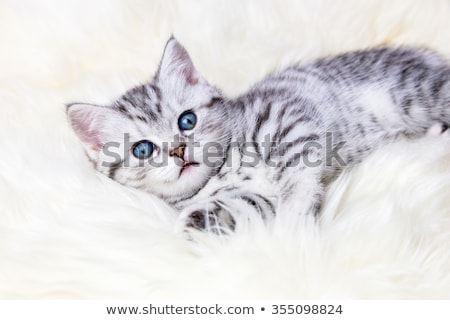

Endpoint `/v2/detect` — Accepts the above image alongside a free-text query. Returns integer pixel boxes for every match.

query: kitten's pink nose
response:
[169,144,186,159]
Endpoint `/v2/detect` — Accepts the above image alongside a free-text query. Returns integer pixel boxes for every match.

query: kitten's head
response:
[67,37,229,202]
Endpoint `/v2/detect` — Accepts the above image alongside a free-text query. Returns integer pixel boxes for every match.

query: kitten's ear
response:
[66,103,120,160]
[156,37,201,85]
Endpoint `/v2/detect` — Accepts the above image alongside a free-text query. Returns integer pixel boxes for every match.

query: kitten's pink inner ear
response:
[74,125,103,151]
[160,38,199,85]
[68,107,105,151]
[174,48,198,85]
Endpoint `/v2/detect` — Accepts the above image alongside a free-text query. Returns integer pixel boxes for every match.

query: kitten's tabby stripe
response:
[254,103,273,131]
[431,72,449,101]
[148,84,162,113]
[277,134,320,158]
[285,99,320,122]
[252,194,276,217]
[108,159,124,180]
[251,102,273,158]
[136,115,148,123]
[273,151,308,182]
[277,121,299,142]
[308,192,323,217]
[284,66,331,83]
[238,194,275,219]
[115,104,134,120]
[240,195,262,214]
[204,96,223,109]
[285,149,310,168]
[246,88,289,105]
[210,186,239,197]
[121,95,136,108]
[276,103,294,125]
[400,96,414,115]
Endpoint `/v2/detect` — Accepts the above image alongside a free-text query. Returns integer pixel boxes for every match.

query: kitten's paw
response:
[174,203,235,234]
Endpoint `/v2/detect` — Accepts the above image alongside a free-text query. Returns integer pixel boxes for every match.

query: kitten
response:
[67,37,450,232]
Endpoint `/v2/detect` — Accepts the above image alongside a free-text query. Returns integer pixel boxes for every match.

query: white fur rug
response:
[1,0,449,298]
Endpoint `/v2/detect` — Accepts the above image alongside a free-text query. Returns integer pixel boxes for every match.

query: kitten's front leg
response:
[273,160,325,219]
[174,188,276,234]
[174,174,322,234]
[279,170,323,218]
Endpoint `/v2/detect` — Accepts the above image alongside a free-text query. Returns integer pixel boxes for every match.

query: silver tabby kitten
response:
[68,37,450,232]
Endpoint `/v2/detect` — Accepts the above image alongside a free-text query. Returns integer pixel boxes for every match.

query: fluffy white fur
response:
[1,0,449,298]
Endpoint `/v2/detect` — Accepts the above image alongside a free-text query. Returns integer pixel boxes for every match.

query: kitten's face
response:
[67,38,229,202]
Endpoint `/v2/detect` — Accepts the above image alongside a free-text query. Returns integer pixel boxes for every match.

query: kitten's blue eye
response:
[132,140,154,159]
[178,111,197,131]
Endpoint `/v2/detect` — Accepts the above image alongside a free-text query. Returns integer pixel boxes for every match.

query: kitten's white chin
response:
[147,164,213,202]
[175,164,209,189]
[178,163,198,177]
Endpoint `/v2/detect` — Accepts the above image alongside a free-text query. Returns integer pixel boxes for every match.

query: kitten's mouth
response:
[179,161,200,177]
